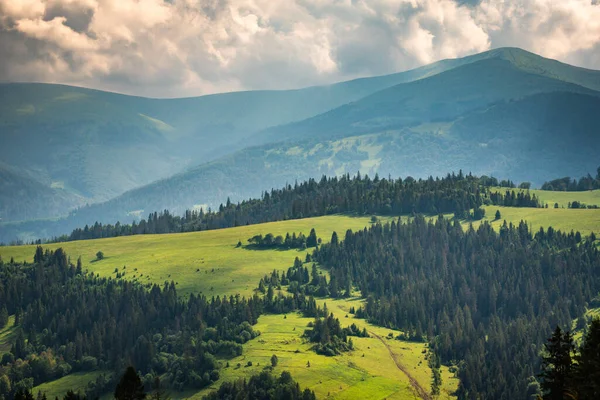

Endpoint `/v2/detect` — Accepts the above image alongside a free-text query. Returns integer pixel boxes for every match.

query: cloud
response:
[0,0,598,97]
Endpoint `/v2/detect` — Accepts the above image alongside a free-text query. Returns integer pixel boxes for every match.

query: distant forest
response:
[541,167,600,191]
[41,172,540,244]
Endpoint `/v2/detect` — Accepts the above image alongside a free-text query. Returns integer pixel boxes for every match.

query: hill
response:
[0,163,84,222]
[0,52,483,221]
[255,56,599,144]
[3,47,600,240]
[6,89,596,243]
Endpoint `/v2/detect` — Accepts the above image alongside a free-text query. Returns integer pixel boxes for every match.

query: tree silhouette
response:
[114,367,146,400]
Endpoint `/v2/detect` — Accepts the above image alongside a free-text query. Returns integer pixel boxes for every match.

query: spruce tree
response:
[575,318,600,399]
[540,327,576,400]
[114,367,146,400]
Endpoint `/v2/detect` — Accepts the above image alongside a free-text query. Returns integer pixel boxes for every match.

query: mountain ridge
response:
[2,47,600,241]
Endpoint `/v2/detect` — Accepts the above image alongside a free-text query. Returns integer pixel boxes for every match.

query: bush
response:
[96,251,104,260]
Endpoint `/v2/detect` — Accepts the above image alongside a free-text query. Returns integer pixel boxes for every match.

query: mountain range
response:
[1,47,599,242]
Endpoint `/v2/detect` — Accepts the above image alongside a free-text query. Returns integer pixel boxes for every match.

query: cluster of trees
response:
[541,167,600,191]
[568,201,599,209]
[539,319,600,400]
[203,370,316,400]
[313,216,600,399]
[303,314,354,356]
[246,229,319,250]
[0,248,264,399]
[488,189,540,208]
[45,172,540,245]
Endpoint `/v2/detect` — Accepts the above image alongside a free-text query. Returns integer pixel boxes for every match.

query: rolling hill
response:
[0,163,84,223]
[2,47,599,242]
[0,51,490,221]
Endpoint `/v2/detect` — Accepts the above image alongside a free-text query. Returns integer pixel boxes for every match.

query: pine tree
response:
[0,306,8,329]
[114,367,146,400]
[540,327,576,400]
[575,318,600,399]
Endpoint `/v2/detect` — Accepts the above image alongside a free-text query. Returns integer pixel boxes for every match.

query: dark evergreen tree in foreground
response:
[114,367,145,400]
[539,319,600,400]
[539,327,576,400]
[574,319,600,399]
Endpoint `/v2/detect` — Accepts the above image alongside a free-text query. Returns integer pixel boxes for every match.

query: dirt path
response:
[370,332,432,400]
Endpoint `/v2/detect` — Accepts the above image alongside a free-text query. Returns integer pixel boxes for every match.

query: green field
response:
[0,316,16,354]
[190,298,458,400]
[0,215,392,297]
[490,188,600,209]
[32,371,109,399]
[473,205,600,236]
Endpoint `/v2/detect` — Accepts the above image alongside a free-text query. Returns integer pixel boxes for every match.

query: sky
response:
[1,0,599,98]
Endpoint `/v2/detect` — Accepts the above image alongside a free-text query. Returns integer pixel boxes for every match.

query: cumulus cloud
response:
[0,0,598,97]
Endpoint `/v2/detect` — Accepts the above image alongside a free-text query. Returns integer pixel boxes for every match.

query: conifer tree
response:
[114,367,146,400]
[540,327,576,400]
[575,319,600,399]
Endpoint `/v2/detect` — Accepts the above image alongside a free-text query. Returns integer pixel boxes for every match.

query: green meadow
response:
[0,316,16,354]
[32,372,109,400]
[490,188,600,209]
[474,205,600,236]
[191,298,458,400]
[0,215,393,297]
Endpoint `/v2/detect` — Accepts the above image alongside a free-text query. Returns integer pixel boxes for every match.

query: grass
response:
[469,206,600,236]
[32,371,109,399]
[0,315,16,354]
[490,187,600,208]
[190,297,458,400]
[0,215,392,297]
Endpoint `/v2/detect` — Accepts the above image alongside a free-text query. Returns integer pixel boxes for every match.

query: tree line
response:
[245,229,319,250]
[313,216,600,399]
[541,167,600,191]
[43,172,539,244]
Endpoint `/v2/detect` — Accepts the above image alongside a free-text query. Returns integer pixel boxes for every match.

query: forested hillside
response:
[13,172,541,244]
[314,217,600,399]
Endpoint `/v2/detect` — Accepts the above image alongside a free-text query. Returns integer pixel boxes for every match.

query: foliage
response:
[43,172,536,245]
[539,319,600,400]
[314,216,600,399]
[114,367,145,400]
[202,370,316,400]
[0,248,261,398]
[303,314,353,356]
[541,167,600,191]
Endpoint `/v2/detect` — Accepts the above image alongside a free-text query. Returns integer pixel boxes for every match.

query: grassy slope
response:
[472,206,600,236]
[0,316,16,354]
[32,371,108,399]
[192,298,458,400]
[0,215,392,297]
[491,188,600,208]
